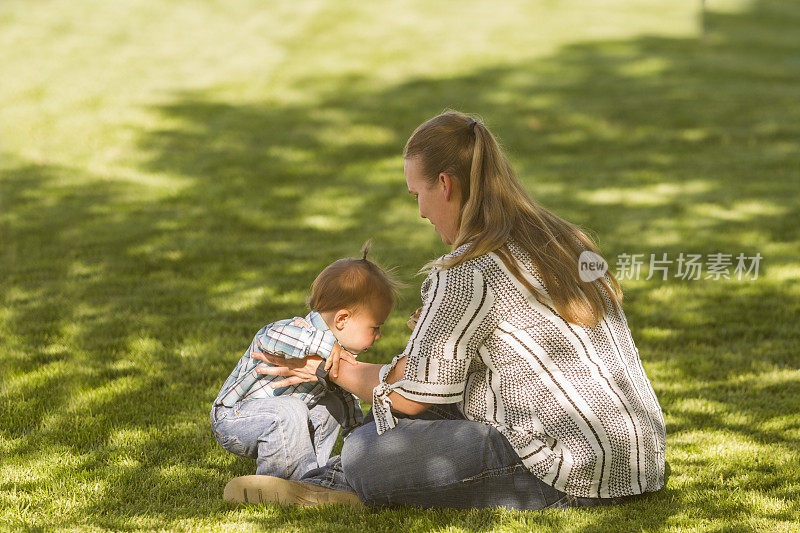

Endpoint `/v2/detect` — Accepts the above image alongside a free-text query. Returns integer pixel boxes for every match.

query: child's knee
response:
[263,396,311,434]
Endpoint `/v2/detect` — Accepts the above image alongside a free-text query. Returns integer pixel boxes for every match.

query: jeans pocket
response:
[213,428,247,457]
[211,407,247,457]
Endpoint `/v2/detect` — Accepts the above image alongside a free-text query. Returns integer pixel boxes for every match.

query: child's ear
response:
[334,309,351,330]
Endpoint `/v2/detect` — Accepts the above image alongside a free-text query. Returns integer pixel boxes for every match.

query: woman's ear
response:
[334,309,351,331]
[439,173,458,202]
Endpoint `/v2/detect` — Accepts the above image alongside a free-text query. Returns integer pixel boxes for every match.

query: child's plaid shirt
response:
[213,311,364,437]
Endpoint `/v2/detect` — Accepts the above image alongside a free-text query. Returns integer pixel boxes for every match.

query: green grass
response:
[1,0,798,530]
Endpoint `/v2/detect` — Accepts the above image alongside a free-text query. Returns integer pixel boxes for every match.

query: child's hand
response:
[325,342,357,379]
[407,306,423,330]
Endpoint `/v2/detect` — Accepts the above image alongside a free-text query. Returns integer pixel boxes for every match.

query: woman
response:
[224,111,666,510]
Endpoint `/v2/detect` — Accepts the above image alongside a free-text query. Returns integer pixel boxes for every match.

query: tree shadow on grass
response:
[2,0,799,529]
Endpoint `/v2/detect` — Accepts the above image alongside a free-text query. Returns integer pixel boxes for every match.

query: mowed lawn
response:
[1,0,799,530]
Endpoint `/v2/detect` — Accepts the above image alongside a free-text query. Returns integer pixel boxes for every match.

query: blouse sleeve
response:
[372,262,495,434]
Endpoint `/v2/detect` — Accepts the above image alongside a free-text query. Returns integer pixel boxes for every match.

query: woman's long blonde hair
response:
[403,110,622,327]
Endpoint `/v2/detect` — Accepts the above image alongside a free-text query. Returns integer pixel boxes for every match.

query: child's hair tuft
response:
[307,241,401,314]
[361,239,372,261]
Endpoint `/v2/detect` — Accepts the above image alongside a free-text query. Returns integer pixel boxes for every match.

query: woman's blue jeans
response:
[300,405,632,510]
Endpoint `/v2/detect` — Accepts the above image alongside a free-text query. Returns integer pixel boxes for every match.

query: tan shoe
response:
[223,475,364,507]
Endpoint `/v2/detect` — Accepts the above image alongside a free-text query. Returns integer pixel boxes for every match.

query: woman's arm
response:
[332,355,430,415]
[253,352,431,415]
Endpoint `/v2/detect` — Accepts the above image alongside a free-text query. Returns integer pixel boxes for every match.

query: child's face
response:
[334,305,390,354]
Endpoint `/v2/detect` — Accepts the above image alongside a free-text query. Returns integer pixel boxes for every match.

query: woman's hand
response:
[407,306,423,330]
[251,352,323,388]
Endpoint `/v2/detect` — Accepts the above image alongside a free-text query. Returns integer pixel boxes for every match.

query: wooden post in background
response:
[700,0,708,38]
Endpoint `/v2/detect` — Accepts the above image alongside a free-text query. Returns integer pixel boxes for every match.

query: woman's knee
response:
[341,422,387,501]
[341,420,436,505]
[341,423,374,475]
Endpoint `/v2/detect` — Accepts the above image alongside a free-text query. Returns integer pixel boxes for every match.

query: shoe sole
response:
[223,475,363,507]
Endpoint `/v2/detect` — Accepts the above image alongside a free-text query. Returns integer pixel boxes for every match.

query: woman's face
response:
[404,157,462,245]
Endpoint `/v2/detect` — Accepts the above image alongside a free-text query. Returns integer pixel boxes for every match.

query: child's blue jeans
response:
[210,394,345,479]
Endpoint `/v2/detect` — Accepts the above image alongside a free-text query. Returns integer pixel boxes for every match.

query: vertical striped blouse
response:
[372,241,666,499]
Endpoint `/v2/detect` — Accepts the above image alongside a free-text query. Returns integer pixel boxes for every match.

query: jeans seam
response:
[428,405,461,420]
[274,417,290,479]
[366,469,518,504]
[542,494,572,510]
[324,463,335,488]
[317,417,326,454]
[321,457,341,489]
[366,463,520,501]
[462,464,523,483]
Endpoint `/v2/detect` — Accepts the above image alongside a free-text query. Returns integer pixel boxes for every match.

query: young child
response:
[210,242,398,480]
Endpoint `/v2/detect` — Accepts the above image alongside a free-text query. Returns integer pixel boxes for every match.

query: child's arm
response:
[253,317,357,378]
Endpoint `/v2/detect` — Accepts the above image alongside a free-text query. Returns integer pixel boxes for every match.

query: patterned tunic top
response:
[214,311,364,437]
[373,241,666,498]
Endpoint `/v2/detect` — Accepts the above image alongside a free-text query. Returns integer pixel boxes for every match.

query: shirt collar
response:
[306,310,331,332]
